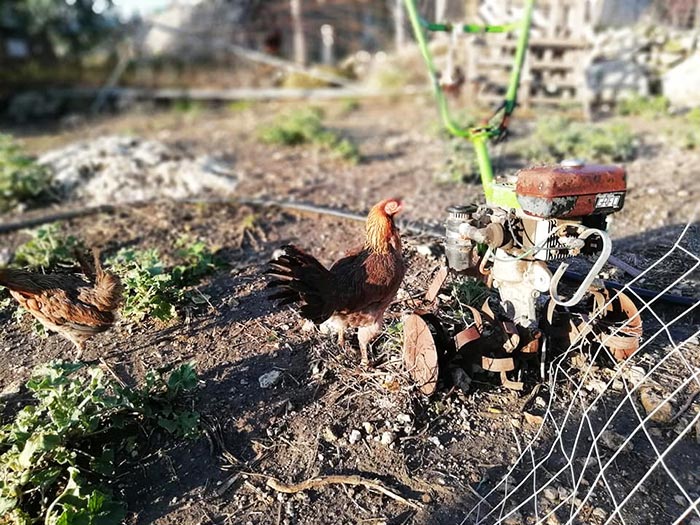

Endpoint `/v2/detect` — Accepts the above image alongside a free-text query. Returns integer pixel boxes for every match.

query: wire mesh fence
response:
[459,221,700,525]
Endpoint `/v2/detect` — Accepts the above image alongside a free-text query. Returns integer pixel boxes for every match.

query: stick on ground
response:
[265,474,423,510]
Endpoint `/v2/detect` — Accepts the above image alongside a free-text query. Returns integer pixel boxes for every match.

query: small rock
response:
[557,486,568,501]
[503,512,522,525]
[397,413,412,424]
[640,388,674,423]
[626,366,646,386]
[592,507,607,519]
[362,422,374,434]
[428,436,442,447]
[258,370,282,389]
[348,429,362,445]
[380,431,396,446]
[524,412,544,426]
[323,426,339,443]
[415,244,436,258]
[600,430,632,452]
[543,487,558,501]
[547,514,561,525]
[420,493,432,504]
[535,396,547,408]
[586,379,607,394]
[674,495,686,505]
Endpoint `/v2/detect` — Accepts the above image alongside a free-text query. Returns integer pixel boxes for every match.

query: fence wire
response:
[462,222,700,525]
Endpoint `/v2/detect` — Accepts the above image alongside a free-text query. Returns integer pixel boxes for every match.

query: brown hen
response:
[266,198,406,365]
[0,249,122,356]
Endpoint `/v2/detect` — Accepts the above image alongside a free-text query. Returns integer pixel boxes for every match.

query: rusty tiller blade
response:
[403,313,445,396]
[425,266,449,302]
[545,287,643,362]
[590,288,643,361]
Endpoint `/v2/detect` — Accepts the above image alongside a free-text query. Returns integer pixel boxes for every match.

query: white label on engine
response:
[595,192,623,209]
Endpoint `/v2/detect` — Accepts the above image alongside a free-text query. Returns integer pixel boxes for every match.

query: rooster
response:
[266,198,406,365]
[0,249,123,357]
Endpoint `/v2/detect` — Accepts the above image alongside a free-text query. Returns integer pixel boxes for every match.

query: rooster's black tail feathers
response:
[265,245,334,325]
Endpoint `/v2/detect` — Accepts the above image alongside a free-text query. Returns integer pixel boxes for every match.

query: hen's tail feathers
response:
[0,268,39,295]
[92,250,123,312]
[265,245,335,325]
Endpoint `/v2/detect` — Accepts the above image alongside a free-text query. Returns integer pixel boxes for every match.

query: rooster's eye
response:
[384,201,401,215]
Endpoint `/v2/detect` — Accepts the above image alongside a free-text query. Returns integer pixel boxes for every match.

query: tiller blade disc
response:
[590,288,643,361]
[403,312,447,396]
[546,287,643,362]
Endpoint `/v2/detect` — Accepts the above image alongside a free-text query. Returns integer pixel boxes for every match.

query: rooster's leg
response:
[358,321,382,367]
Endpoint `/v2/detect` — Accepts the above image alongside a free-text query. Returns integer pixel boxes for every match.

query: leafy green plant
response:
[258,107,360,163]
[108,239,220,322]
[106,248,175,322]
[0,362,199,525]
[616,94,669,117]
[523,116,636,163]
[12,224,84,270]
[0,134,53,213]
[443,278,493,327]
[667,108,700,150]
[380,321,404,354]
[172,236,219,286]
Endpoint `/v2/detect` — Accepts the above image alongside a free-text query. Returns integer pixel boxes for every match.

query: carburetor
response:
[444,159,627,327]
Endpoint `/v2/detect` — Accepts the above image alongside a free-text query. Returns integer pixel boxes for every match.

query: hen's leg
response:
[73,339,85,360]
[337,329,345,347]
[358,320,382,367]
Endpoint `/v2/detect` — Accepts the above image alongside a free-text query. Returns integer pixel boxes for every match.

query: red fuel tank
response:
[515,161,626,219]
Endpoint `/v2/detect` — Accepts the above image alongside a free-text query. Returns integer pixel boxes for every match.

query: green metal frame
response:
[403,0,535,208]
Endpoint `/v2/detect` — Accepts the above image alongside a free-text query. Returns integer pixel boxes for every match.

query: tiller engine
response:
[401,0,642,395]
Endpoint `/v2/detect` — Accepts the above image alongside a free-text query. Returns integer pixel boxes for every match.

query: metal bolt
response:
[561,158,585,169]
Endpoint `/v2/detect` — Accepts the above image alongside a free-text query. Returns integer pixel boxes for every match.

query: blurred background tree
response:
[1,0,118,60]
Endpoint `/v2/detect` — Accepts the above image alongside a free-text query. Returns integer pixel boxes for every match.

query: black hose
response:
[562,269,697,307]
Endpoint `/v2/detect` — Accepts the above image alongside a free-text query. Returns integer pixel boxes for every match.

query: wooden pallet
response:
[464,0,594,108]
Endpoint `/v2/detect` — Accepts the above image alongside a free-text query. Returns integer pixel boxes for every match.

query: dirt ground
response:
[1,99,699,525]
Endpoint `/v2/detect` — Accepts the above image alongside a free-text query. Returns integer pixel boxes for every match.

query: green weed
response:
[443,278,493,326]
[171,99,204,115]
[381,321,404,354]
[257,107,360,163]
[616,94,669,118]
[0,134,53,213]
[524,116,636,163]
[108,239,220,322]
[108,248,176,322]
[340,98,360,114]
[227,100,253,112]
[12,224,84,270]
[0,362,199,525]
[667,108,700,150]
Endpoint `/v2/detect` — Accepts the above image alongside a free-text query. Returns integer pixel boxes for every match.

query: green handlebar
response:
[402,0,535,206]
